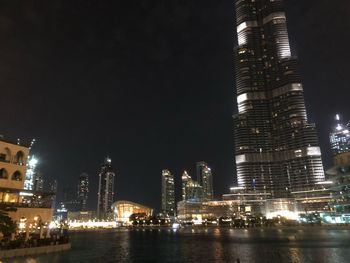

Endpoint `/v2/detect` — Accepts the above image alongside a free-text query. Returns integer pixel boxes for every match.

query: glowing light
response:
[306,147,321,156]
[68,220,117,229]
[49,221,57,229]
[172,223,180,229]
[266,210,298,220]
[19,192,34,196]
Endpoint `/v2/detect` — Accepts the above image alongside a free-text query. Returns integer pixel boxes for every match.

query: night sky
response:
[0,0,349,211]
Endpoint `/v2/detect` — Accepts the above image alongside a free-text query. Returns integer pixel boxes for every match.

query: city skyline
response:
[0,0,349,210]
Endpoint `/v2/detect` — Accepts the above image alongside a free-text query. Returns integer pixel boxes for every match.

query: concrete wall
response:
[0,243,71,259]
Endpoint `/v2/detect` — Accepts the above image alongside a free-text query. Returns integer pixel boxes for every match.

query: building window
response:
[0,168,8,179]
[11,171,22,181]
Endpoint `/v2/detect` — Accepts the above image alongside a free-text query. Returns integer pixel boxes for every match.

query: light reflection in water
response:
[7,228,350,263]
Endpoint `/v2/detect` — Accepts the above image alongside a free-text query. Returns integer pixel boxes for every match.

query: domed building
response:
[112,200,153,224]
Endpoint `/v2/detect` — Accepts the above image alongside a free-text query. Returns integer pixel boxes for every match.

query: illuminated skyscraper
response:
[33,171,44,192]
[233,0,325,197]
[161,169,175,216]
[202,165,213,201]
[181,170,202,201]
[97,157,115,219]
[182,171,191,201]
[330,114,350,156]
[78,173,89,211]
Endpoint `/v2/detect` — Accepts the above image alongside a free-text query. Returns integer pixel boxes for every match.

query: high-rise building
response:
[181,170,202,202]
[78,173,89,211]
[97,157,115,219]
[196,161,207,185]
[161,169,175,216]
[182,171,191,201]
[196,162,214,201]
[233,0,325,198]
[330,114,350,156]
[33,171,44,192]
[49,179,57,210]
[202,165,213,201]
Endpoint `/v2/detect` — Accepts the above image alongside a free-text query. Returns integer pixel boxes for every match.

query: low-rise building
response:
[0,138,54,231]
[112,200,153,224]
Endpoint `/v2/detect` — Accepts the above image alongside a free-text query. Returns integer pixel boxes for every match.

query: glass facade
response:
[196,162,214,201]
[161,169,175,216]
[97,157,115,219]
[233,0,325,198]
[78,173,89,211]
[330,114,350,156]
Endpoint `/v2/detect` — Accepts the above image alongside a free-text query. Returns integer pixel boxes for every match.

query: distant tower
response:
[181,170,202,202]
[181,171,191,201]
[330,114,350,166]
[78,173,89,211]
[202,165,213,201]
[97,157,115,219]
[161,169,175,216]
[196,161,207,186]
[33,171,44,192]
[330,114,350,156]
[49,180,58,210]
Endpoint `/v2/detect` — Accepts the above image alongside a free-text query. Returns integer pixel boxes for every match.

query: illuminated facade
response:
[233,0,325,198]
[181,170,202,201]
[113,200,153,224]
[33,171,44,192]
[161,169,175,216]
[330,114,350,159]
[24,155,38,190]
[97,157,115,219]
[0,138,53,228]
[78,173,89,211]
[201,164,214,201]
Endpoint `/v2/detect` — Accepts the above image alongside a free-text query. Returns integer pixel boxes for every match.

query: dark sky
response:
[0,0,349,211]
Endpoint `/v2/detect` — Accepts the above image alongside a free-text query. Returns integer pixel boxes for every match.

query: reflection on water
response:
[7,227,350,263]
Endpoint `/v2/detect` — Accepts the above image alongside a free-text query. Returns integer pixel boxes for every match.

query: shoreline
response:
[0,243,71,259]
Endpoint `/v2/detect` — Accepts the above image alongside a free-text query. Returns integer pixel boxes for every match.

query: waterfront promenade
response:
[7,226,350,263]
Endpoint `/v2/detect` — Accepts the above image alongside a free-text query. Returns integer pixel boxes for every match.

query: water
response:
[8,227,350,263]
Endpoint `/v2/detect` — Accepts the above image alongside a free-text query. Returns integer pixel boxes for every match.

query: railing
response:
[0,202,52,209]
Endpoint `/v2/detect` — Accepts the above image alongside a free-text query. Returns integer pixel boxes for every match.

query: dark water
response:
[8,227,350,263]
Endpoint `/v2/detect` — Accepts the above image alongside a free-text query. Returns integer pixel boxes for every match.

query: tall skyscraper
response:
[161,169,175,216]
[49,179,58,210]
[33,171,44,192]
[330,114,350,156]
[233,0,324,197]
[202,165,213,201]
[196,161,214,201]
[181,170,202,201]
[196,161,207,185]
[97,157,115,219]
[182,170,192,201]
[78,173,89,211]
